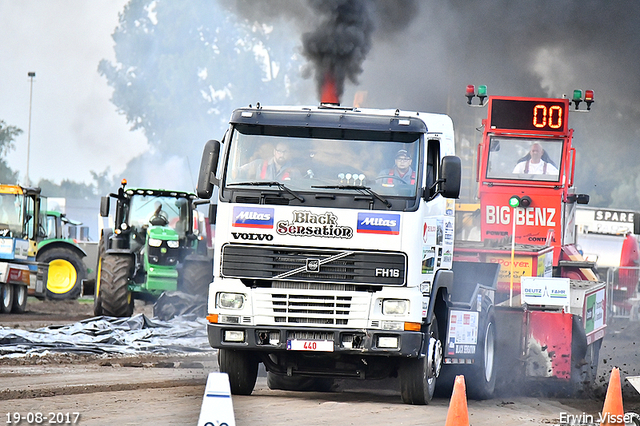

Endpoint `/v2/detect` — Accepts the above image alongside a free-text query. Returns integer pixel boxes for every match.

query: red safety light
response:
[465,85,475,104]
[584,89,594,110]
[584,90,594,101]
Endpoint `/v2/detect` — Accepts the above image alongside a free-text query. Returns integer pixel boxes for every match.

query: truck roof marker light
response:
[584,89,594,110]
[465,85,475,104]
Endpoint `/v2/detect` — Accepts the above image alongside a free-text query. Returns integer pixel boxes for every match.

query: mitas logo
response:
[232,207,274,229]
[357,213,400,235]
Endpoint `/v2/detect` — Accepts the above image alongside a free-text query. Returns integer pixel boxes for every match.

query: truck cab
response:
[197,104,498,404]
[0,184,47,313]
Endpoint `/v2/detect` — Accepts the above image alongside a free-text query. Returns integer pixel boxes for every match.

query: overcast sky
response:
[0,0,148,186]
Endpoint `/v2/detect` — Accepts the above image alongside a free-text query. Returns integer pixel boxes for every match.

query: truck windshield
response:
[486,136,563,182]
[0,194,24,238]
[225,125,421,198]
[128,195,190,236]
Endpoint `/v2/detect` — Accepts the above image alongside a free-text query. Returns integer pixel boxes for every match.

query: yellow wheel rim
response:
[47,259,78,294]
[96,257,102,297]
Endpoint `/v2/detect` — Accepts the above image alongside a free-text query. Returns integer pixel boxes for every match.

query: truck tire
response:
[218,349,259,395]
[179,260,212,297]
[11,284,27,313]
[38,247,85,300]
[399,316,442,405]
[466,313,496,400]
[0,283,13,313]
[99,254,134,317]
[266,372,334,392]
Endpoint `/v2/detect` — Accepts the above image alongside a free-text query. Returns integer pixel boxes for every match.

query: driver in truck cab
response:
[236,142,300,182]
[380,149,415,187]
[512,142,559,175]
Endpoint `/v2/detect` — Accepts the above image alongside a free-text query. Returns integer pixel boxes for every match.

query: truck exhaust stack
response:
[320,72,340,106]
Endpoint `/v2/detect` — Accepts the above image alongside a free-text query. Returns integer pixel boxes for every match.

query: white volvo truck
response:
[196,103,499,405]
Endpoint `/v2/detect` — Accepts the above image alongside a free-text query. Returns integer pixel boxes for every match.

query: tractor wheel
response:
[99,254,134,317]
[218,349,259,395]
[179,260,212,297]
[11,284,27,313]
[93,239,106,316]
[38,247,85,300]
[399,316,443,405]
[0,283,14,313]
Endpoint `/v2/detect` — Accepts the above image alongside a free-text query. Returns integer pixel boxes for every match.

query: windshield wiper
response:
[228,181,305,202]
[311,185,391,208]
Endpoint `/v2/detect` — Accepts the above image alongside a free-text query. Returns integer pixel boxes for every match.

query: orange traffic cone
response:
[600,367,624,426]
[445,375,469,426]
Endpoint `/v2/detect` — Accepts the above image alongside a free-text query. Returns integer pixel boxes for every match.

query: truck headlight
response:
[382,299,409,315]
[167,240,179,248]
[148,238,162,247]
[217,292,245,309]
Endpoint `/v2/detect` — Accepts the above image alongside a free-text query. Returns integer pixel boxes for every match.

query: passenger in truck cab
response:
[380,149,416,187]
[237,142,300,182]
[512,142,559,175]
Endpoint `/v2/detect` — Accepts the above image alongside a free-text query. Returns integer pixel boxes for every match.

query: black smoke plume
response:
[301,0,373,101]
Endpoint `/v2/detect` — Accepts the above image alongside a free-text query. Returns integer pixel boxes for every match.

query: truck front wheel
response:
[399,316,442,405]
[218,349,259,395]
[99,254,134,317]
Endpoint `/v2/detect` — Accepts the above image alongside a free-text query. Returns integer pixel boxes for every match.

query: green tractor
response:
[36,211,90,300]
[94,180,212,317]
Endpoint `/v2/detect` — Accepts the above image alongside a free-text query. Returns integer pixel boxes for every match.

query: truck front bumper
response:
[207,323,423,357]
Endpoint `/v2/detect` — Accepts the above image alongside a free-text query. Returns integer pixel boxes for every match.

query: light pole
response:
[26,71,35,187]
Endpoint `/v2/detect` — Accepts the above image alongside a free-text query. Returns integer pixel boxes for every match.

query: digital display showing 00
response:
[489,99,568,133]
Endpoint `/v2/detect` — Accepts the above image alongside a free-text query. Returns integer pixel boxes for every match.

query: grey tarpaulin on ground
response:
[0,313,213,356]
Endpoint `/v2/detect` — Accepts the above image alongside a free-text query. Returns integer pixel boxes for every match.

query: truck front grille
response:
[221,243,406,286]
[272,293,351,325]
[253,287,371,328]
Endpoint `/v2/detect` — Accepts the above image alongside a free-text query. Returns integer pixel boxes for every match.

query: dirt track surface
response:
[1,298,640,425]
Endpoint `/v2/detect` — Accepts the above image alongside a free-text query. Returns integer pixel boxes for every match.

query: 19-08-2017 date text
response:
[5,412,80,424]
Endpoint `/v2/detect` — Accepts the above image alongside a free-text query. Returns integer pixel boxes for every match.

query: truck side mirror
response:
[197,140,221,199]
[439,156,461,199]
[99,196,110,217]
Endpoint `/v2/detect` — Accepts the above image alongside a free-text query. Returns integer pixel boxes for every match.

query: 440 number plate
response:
[287,339,334,352]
